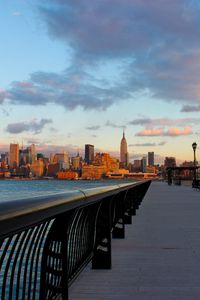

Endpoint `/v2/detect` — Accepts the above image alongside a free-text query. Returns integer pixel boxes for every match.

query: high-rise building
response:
[148,152,154,166]
[141,157,147,173]
[71,153,81,169]
[19,144,36,165]
[9,143,19,168]
[28,144,36,164]
[120,130,128,168]
[53,151,69,164]
[164,157,176,168]
[85,144,94,164]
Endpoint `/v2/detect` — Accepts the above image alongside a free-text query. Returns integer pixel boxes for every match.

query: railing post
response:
[124,211,132,224]
[112,192,125,239]
[92,198,112,269]
[112,217,125,238]
[124,190,132,224]
[40,213,70,300]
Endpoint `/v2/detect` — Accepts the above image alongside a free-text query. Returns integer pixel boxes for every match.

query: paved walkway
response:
[69,182,200,300]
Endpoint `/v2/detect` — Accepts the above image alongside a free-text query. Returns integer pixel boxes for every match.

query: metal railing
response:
[0,180,151,300]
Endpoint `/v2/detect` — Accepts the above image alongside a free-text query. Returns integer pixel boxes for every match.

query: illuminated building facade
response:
[30,159,44,177]
[85,144,94,165]
[82,152,119,179]
[71,154,81,169]
[120,130,128,168]
[9,143,19,169]
[57,170,78,180]
[141,157,147,173]
[148,152,154,166]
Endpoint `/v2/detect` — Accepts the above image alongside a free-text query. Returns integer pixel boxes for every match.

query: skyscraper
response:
[9,143,19,168]
[85,144,94,164]
[120,130,128,168]
[148,152,154,166]
[28,144,36,164]
[141,157,147,173]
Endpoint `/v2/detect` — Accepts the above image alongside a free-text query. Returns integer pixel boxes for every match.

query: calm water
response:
[0,179,135,202]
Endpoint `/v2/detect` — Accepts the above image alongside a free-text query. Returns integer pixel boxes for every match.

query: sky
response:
[1,0,200,164]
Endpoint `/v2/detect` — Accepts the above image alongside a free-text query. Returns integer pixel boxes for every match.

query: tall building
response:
[71,153,81,169]
[132,160,142,172]
[52,151,69,170]
[120,130,128,168]
[19,143,36,165]
[164,157,176,168]
[28,144,36,164]
[85,144,94,164]
[9,143,19,168]
[53,151,69,164]
[141,157,147,173]
[148,152,154,166]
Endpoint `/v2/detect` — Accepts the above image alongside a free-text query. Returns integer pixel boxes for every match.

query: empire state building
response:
[120,130,128,168]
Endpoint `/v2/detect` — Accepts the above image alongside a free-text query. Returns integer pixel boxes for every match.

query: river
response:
[0,179,136,202]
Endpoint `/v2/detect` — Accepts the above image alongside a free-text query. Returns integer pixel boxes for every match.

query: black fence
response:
[0,180,151,300]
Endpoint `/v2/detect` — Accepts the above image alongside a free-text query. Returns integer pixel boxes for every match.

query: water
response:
[0,179,136,203]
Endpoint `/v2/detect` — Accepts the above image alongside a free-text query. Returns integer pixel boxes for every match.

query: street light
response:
[192,142,197,186]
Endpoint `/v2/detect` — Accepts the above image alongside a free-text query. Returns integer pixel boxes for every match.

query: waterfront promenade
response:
[69,181,200,300]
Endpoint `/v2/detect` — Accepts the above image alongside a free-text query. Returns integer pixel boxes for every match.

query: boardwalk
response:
[69,181,200,300]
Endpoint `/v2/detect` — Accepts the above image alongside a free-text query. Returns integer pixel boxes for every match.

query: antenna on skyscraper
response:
[123,126,125,138]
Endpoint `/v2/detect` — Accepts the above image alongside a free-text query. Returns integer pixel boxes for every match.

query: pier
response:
[69,181,200,300]
[1,180,200,299]
[0,180,150,300]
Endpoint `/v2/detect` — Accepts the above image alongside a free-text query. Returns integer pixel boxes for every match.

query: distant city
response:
[0,131,195,180]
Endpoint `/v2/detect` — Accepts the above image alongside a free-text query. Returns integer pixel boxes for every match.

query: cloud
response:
[39,1,200,57]
[136,128,163,136]
[105,121,125,129]
[129,118,152,126]
[180,105,200,112]
[166,127,192,136]
[26,138,40,145]
[86,125,101,130]
[2,1,200,112]
[136,126,192,137]
[129,117,200,127]
[5,119,52,134]
[2,69,126,110]
[2,108,9,116]
[37,0,200,107]
[0,89,7,104]
[129,142,166,147]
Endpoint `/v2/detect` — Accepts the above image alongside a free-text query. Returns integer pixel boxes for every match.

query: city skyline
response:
[1,1,200,163]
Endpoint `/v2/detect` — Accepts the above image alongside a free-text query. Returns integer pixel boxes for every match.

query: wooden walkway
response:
[69,181,200,300]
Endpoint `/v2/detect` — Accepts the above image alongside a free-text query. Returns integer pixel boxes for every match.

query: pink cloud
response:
[136,126,193,137]
[166,126,192,136]
[136,128,163,136]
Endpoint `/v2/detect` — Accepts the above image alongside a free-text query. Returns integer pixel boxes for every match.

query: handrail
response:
[0,181,142,239]
[0,180,151,300]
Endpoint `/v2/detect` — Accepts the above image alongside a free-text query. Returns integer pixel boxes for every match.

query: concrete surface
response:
[69,182,200,300]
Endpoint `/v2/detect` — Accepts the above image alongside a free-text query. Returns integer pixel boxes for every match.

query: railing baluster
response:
[0,180,151,300]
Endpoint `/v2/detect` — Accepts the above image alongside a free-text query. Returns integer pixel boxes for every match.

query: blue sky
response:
[1,0,200,163]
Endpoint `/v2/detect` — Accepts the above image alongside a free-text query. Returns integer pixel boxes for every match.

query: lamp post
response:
[192,142,197,186]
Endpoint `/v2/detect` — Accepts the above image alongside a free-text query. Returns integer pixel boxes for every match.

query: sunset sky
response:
[1,0,200,164]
